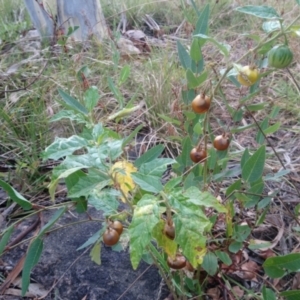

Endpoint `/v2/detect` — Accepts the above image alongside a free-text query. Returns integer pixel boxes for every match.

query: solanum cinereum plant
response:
[7,3,299,299]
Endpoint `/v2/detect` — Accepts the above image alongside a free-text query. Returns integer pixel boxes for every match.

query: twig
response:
[286,67,300,95]
[4,216,40,252]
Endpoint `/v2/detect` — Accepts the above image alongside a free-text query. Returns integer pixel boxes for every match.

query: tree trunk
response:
[24,0,109,42]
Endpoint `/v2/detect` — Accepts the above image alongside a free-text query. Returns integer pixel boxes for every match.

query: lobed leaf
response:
[42,135,88,160]
[129,195,160,269]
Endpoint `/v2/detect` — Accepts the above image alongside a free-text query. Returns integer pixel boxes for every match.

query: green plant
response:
[1,1,300,299]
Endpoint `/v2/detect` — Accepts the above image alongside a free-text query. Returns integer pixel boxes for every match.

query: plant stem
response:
[286,67,300,95]
[148,247,178,300]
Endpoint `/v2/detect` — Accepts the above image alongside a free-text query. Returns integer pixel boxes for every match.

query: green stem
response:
[147,246,178,300]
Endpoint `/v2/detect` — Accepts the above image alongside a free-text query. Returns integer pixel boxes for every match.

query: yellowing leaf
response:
[152,220,177,258]
[110,160,137,202]
[194,246,207,266]
[90,242,101,265]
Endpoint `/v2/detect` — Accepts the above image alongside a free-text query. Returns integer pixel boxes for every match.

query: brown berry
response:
[191,93,211,114]
[164,222,175,240]
[109,220,123,236]
[185,261,195,272]
[190,147,207,163]
[213,134,230,151]
[167,255,186,270]
[103,228,120,246]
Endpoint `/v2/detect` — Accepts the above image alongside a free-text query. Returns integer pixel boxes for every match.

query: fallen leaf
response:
[207,286,221,300]
[229,286,244,299]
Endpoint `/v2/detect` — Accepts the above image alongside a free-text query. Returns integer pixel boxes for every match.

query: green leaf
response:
[170,191,211,267]
[139,158,175,177]
[262,286,276,300]
[77,229,102,250]
[179,137,193,168]
[164,176,182,192]
[157,114,181,126]
[263,122,280,135]
[248,241,271,250]
[194,4,210,37]
[119,65,130,85]
[50,110,86,123]
[183,172,196,190]
[297,0,300,6]
[256,118,269,144]
[0,225,14,255]
[22,238,43,296]
[233,224,251,242]
[88,189,120,216]
[177,41,191,70]
[129,195,160,269]
[183,187,227,213]
[242,145,265,183]
[58,88,88,115]
[235,6,280,19]
[187,70,208,89]
[68,171,110,199]
[245,178,264,208]
[229,241,243,253]
[280,290,300,300]
[263,253,300,272]
[264,169,291,182]
[108,77,123,107]
[42,135,88,160]
[181,89,196,105]
[264,265,285,278]
[241,148,250,168]
[0,180,32,210]
[226,179,241,198]
[202,252,218,275]
[74,197,88,213]
[134,144,164,168]
[190,38,202,62]
[84,86,100,112]
[186,69,199,89]
[193,34,230,57]
[262,20,281,33]
[90,242,101,265]
[66,25,79,37]
[215,250,232,266]
[131,173,163,193]
[38,207,66,238]
[247,103,268,111]
[108,105,143,121]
